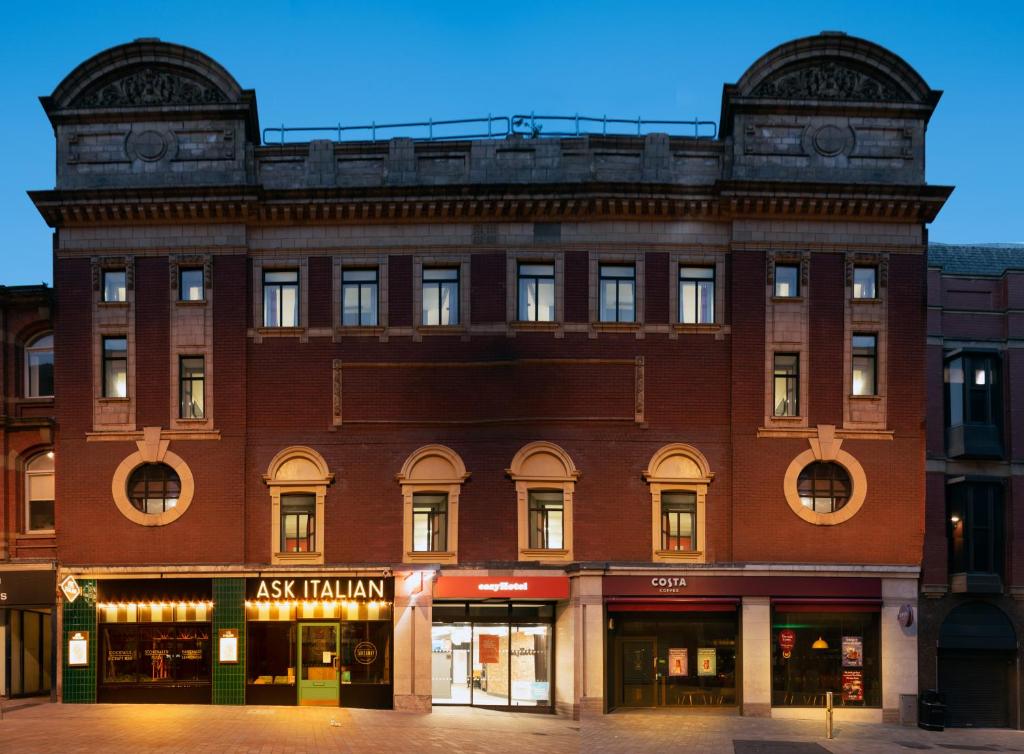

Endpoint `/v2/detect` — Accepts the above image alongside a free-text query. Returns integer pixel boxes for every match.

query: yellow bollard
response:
[825,691,834,739]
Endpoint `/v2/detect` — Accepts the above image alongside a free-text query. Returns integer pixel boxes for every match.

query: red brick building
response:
[921,244,1024,728]
[27,32,950,719]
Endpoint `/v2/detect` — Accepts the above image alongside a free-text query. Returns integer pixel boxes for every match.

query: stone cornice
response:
[29,181,952,228]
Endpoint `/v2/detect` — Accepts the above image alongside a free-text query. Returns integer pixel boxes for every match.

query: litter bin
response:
[918,689,947,731]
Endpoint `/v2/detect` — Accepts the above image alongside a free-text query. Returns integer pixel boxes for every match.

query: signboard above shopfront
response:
[246,576,393,602]
[0,568,56,607]
[434,575,570,600]
[603,575,881,598]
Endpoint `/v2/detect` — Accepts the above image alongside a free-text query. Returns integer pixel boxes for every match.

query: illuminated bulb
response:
[46,451,55,459]
[950,515,960,524]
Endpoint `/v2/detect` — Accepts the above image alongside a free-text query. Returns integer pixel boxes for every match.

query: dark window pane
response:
[126,463,181,514]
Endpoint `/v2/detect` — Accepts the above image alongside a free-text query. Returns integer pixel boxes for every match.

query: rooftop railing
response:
[262,113,717,145]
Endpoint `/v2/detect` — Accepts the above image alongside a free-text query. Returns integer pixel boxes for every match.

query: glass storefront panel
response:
[247,622,296,688]
[431,622,471,704]
[473,625,510,706]
[771,609,881,707]
[510,624,551,707]
[340,621,391,686]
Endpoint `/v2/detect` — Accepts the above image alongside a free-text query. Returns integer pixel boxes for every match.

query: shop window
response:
[774,264,799,298]
[398,445,468,564]
[773,353,799,417]
[100,623,212,696]
[643,444,713,563]
[247,622,297,699]
[179,268,204,302]
[508,442,579,562]
[340,621,392,686]
[422,268,459,326]
[102,336,128,398]
[517,263,555,322]
[179,356,205,419]
[264,446,333,565]
[679,266,715,324]
[945,353,1002,458]
[342,268,379,326]
[948,481,1005,586]
[102,269,127,302]
[853,267,877,299]
[24,332,53,398]
[771,609,881,708]
[263,270,299,327]
[797,462,851,514]
[599,264,636,322]
[852,334,877,396]
[127,463,181,515]
[25,451,55,533]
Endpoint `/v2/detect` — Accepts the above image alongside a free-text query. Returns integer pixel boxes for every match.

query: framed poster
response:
[841,636,863,668]
[841,670,864,702]
[68,631,89,667]
[478,634,500,664]
[218,629,239,664]
[668,648,688,677]
[697,648,716,677]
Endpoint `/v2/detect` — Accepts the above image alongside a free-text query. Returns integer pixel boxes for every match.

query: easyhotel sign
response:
[434,576,570,600]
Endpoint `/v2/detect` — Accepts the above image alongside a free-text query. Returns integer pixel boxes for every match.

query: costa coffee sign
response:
[603,575,881,598]
[434,576,570,600]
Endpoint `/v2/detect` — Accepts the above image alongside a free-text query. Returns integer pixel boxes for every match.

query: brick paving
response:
[0,703,1022,754]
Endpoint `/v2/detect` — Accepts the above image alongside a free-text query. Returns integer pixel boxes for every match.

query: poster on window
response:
[668,648,688,677]
[841,636,863,667]
[841,670,864,702]
[697,648,716,677]
[478,634,500,664]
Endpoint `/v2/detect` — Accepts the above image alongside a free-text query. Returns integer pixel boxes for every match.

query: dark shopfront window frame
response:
[770,607,881,708]
[431,601,556,713]
[98,621,213,704]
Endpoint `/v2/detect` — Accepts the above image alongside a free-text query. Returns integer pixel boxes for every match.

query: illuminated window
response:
[103,269,127,302]
[528,490,563,549]
[422,268,459,325]
[599,264,636,322]
[24,332,53,398]
[263,270,299,327]
[264,446,333,565]
[280,493,315,553]
[853,267,877,299]
[342,269,379,326]
[518,263,555,322]
[774,264,799,298]
[852,334,877,396]
[412,493,448,552]
[679,267,714,324]
[797,462,851,514]
[660,491,696,552]
[180,268,204,302]
[25,451,55,532]
[179,356,205,419]
[399,445,466,564]
[773,353,799,417]
[127,463,181,515]
[103,336,128,398]
[509,442,579,562]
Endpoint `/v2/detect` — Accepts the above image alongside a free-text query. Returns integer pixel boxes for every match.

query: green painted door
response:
[298,623,340,706]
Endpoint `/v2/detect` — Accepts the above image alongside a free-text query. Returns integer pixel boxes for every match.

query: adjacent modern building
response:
[921,244,1024,728]
[21,32,955,721]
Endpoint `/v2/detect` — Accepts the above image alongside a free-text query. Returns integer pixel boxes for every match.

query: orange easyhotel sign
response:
[433,576,570,600]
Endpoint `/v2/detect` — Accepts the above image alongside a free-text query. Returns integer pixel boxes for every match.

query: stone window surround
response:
[22,329,55,399]
[92,256,136,431]
[643,443,714,563]
[263,445,334,566]
[669,251,726,331]
[589,250,645,331]
[507,441,580,562]
[169,254,214,432]
[783,425,867,526]
[764,250,811,429]
[506,251,565,331]
[397,444,469,564]
[412,254,471,337]
[168,254,213,302]
[843,251,889,430]
[111,427,195,527]
[332,253,390,336]
[251,257,310,342]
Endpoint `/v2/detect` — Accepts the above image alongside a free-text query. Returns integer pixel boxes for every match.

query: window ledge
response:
[768,415,804,422]
[415,325,466,335]
[653,549,704,562]
[519,548,571,562]
[510,320,560,331]
[98,301,129,308]
[771,296,803,304]
[672,323,721,333]
[851,297,881,304]
[405,550,457,564]
[175,299,207,307]
[591,321,640,331]
[14,396,54,404]
[336,325,386,336]
[849,394,882,401]
[272,551,324,566]
[97,397,130,403]
[257,327,306,337]
[19,531,56,538]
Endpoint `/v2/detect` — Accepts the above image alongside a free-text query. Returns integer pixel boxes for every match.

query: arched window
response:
[263,446,333,565]
[25,451,55,532]
[643,444,713,563]
[24,332,53,398]
[127,463,181,514]
[508,442,579,562]
[398,445,468,565]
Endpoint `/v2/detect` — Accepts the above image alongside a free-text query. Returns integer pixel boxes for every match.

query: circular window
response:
[127,463,181,514]
[797,462,851,514]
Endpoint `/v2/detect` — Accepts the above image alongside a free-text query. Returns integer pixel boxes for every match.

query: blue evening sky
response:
[2,1,1021,284]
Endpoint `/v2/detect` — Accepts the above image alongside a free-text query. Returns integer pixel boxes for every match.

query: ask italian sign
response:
[246,576,392,601]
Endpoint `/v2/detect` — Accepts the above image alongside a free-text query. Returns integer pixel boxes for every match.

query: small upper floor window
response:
[774,264,799,298]
[342,269,379,326]
[180,268,205,302]
[948,482,1004,577]
[280,493,316,553]
[660,491,696,552]
[679,267,714,324]
[25,332,54,398]
[422,268,459,326]
[263,270,299,327]
[528,490,564,550]
[852,334,877,396]
[103,269,127,303]
[599,264,636,323]
[25,451,55,532]
[773,353,799,417]
[179,356,205,419]
[412,493,448,552]
[947,354,999,427]
[127,462,180,515]
[518,263,555,322]
[853,267,877,299]
[102,336,128,398]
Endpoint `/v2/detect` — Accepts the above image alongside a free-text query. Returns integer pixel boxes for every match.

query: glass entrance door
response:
[298,623,339,707]
[618,637,656,707]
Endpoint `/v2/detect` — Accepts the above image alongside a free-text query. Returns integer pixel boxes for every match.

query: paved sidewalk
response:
[0,703,1021,754]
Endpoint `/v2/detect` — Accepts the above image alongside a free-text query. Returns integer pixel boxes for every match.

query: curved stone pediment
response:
[750,61,910,102]
[72,66,228,108]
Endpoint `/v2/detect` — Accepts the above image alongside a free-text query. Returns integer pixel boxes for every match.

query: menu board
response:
[697,648,716,677]
[841,670,864,702]
[68,631,89,666]
[842,636,863,668]
[668,648,688,677]
[219,629,239,664]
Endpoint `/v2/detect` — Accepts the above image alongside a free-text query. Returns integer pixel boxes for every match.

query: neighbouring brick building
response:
[920,244,1024,728]
[25,32,952,720]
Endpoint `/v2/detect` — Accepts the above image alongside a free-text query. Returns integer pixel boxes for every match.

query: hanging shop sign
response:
[897,604,914,628]
[0,568,56,607]
[68,631,90,667]
[434,575,570,600]
[697,648,717,677]
[842,636,863,668]
[779,629,796,659]
[218,629,239,664]
[478,634,501,664]
[246,576,392,602]
[60,575,82,604]
[668,648,688,677]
